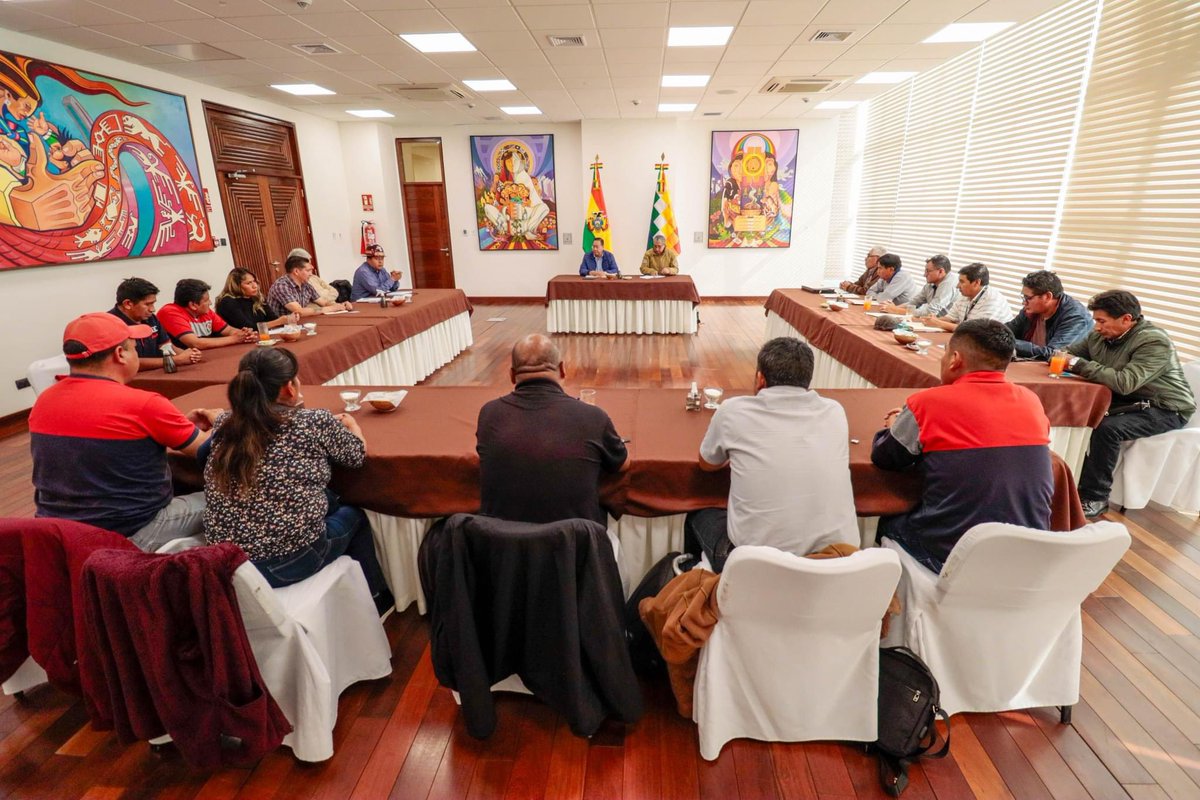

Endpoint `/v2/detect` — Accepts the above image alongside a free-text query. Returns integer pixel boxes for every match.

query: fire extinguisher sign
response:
[361,194,374,212]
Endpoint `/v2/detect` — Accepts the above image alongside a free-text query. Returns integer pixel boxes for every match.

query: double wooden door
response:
[204,102,316,289]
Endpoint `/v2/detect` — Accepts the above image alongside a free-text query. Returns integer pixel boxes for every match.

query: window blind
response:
[824,111,861,282]
[853,82,911,261]
[948,0,1099,301]
[1050,0,1200,362]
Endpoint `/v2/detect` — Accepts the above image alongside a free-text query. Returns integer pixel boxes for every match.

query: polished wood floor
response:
[2,303,1199,800]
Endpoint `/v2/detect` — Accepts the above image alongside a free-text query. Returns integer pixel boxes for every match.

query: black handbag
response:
[873,646,951,796]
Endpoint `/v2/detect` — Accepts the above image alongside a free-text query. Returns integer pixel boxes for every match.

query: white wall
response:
[368,117,837,298]
[337,122,410,288]
[0,28,354,417]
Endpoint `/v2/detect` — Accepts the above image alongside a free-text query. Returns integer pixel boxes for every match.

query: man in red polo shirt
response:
[29,313,223,551]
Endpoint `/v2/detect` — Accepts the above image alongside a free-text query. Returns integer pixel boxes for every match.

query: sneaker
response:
[1081,498,1109,518]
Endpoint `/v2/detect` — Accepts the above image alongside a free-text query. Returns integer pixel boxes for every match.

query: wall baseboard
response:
[0,408,29,440]
[701,296,768,304]
[469,297,546,305]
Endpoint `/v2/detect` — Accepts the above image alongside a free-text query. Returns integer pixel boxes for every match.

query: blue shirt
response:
[578,250,619,276]
[351,261,399,300]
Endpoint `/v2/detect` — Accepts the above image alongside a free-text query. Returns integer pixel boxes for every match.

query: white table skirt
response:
[547,299,698,334]
[367,511,881,615]
[766,311,1092,475]
[324,311,473,387]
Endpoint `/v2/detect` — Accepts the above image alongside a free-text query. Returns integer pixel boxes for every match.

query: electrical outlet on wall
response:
[693,231,703,244]
[564,232,573,245]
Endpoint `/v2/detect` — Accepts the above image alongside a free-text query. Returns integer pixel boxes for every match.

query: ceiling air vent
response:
[760,77,843,94]
[810,30,854,43]
[380,83,467,101]
[703,111,723,116]
[293,42,340,55]
[546,34,586,47]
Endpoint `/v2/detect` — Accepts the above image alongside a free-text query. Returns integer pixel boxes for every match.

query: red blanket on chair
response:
[80,542,291,768]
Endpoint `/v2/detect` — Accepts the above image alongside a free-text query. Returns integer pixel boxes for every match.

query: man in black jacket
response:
[1006,271,1090,361]
[476,334,627,526]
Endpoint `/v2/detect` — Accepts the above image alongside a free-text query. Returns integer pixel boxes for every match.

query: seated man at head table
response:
[1064,289,1195,518]
[108,276,201,371]
[350,243,406,303]
[920,262,1013,332]
[871,319,1054,574]
[880,254,958,318]
[840,245,888,295]
[476,333,628,527]
[1005,270,1090,361]
[578,238,620,277]
[157,278,258,350]
[29,313,222,552]
[640,233,679,275]
[865,253,918,306]
[686,337,859,573]
[267,252,353,318]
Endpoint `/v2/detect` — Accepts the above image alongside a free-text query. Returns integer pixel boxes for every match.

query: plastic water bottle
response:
[685,381,701,411]
[161,342,177,374]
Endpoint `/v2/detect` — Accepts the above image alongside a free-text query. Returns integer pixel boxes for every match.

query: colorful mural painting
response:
[471,134,557,250]
[0,50,212,271]
[707,129,798,249]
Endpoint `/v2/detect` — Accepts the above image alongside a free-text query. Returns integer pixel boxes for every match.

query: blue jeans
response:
[879,521,945,574]
[252,492,388,599]
[684,508,734,573]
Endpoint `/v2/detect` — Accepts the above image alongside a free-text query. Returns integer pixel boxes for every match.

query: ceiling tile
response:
[858,23,943,44]
[744,1,824,26]
[252,54,327,72]
[729,26,804,46]
[811,0,906,25]
[86,22,185,46]
[91,45,189,66]
[668,1,747,27]
[904,42,976,60]
[440,6,527,32]
[611,76,658,89]
[93,0,210,22]
[608,60,660,77]
[22,0,136,26]
[593,4,667,28]
[545,48,607,67]
[961,0,1061,21]
[428,0,508,7]
[884,0,986,24]
[825,57,890,74]
[518,4,596,30]
[782,42,853,61]
[487,49,552,68]
[231,14,324,39]
[342,0,432,8]
[551,63,607,78]
[366,9,453,34]
[466,29,540,51]
[158,18,261,41]
[605,48,665,67]
[176,0,279,17]
[558,77,614,90]
[0,6,66,32]
[599,28,665,48]
[723,43,787,62]
[327,35,411,55]
[289,12,391,38]
[714,61,775,77]
[34,27,131,50]
[841,43,909,61]
[772,59,835,74]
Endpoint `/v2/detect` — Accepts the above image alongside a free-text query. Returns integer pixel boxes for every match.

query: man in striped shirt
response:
[920,262,1012,332]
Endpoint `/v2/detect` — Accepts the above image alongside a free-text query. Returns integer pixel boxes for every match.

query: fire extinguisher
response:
[360,220,378,254]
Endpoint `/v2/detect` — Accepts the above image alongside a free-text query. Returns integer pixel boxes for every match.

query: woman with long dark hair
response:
[214,268,295,330]
[202,347,391,612]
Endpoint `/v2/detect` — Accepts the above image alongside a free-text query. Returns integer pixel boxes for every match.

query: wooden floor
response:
[2,303,1199,800]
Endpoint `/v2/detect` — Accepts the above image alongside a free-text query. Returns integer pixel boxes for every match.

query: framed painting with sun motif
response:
[708,129,797,249]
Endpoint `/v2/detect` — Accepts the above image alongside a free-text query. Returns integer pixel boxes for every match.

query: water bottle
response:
[161,342,177,374]
[685,381,701,411]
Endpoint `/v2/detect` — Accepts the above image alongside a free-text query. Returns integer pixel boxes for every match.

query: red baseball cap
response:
[63,312,153,360]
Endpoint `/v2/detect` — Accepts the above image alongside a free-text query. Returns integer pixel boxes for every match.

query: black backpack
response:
[873,646,951,796]
[623,551,684,676]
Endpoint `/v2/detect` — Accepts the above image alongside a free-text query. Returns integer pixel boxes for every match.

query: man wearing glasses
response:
[1005,271,1090,361]
[351,244,404,300]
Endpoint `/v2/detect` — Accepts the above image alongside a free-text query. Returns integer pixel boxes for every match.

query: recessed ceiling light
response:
[667,27,733,47]
[662,75,709,88]
[347,109,394,118]
[463,79,516,92]
[856,71,918,84]
[399,33,476,53]
[271,83,335,96]
[924,22,1015,43]
[501,105,541,115]
[816,100,860,110]
[658,103,696,112]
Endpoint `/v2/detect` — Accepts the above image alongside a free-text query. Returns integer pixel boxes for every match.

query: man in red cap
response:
[28,313,224,551]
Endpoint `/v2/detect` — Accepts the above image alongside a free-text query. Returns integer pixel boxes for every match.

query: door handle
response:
[440,247,450,254]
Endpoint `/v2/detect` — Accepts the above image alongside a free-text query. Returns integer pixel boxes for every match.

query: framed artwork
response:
[470,134,558,250]
[0,49,212,271]
[707,129,798,249]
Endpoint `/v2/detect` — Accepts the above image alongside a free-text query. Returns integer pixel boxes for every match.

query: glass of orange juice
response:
[1048,351,1069,378]
[256,322,271,343]
[863,297,873,312]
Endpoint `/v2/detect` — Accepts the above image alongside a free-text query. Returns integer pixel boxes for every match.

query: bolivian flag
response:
[583,156,613,252]
[647,154,680,252]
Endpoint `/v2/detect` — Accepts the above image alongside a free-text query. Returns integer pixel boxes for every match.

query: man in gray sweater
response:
[1066,290,1196,517]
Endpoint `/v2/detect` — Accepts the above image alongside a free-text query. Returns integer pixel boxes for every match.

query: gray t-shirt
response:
[700,385,859,555]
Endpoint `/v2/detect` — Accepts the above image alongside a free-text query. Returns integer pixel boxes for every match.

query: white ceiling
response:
[0,0,1066,124]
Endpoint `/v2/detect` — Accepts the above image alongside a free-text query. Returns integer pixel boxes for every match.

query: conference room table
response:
[764,289,1112,474]
[130,289,473,399]
[169,384,1085,614]
[546,274,701,334]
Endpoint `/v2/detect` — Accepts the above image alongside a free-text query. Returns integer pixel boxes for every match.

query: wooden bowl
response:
[278,330,304,343]
[828,301,847,312]
[893,330,919,345]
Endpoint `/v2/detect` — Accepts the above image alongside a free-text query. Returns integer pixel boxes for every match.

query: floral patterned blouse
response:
[203,408,365,560]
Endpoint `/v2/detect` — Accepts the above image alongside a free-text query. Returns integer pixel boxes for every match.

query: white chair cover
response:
[1110,360,1200,514]
[692,546,901,760]
[882,521,1130,717]
[27,354,68,396]
[1,657,48,696]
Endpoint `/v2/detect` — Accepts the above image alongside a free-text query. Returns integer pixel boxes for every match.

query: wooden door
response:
[204,102,316,288]
[396,138,455,288]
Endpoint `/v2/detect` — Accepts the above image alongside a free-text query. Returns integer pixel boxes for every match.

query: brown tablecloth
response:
[318,289,473,348]
[764,289,1111,428]
[546,275,701,304]
[170,385,1084,530]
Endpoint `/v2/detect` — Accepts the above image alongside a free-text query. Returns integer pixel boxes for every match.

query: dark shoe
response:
[1081,498,1109,518]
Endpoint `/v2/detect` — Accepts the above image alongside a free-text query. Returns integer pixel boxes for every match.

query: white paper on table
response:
[909,323,942,332]
[639,274,666,279]
[865,311,888,317]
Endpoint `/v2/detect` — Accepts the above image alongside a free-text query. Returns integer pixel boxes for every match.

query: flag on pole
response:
[646,153,681,253]
[583,155,613,252]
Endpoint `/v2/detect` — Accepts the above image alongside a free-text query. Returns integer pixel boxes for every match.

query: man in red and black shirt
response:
[29,313,223,551]
[157,278,256,351]
[871,319,1054,573]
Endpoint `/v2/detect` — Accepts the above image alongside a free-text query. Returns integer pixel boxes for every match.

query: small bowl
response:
[827,301,847,312]
[278,330,304,343]
[894,330,919,345]
[363,390,408,413]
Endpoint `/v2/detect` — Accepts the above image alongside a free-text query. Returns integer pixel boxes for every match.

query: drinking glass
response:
[1048,351,1069,378]
[303,322,317,336]
[579,389,597,405]
[863,297,874,312]
[915,339,932,356]
[339,390,362,412]
[703,386,724,409]
[256,322,271,342]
